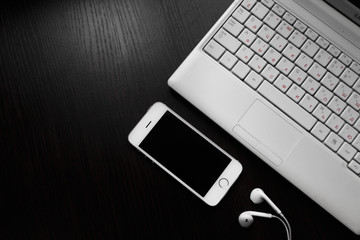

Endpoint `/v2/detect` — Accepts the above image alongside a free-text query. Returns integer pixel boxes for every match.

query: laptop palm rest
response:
[234,100,302,166]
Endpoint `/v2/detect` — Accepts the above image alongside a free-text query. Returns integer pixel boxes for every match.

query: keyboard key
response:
[261,64,279,82]
[245,15,263,33]
[338,142,357,162]
[261,0,274,8]
[353,79,360,94]
[301,39,319,57]
[314,49,332,67]
[305,28,318,41]
[249,54,267,72]
[270,34,288,52]
[300,93,318,112]
[302,77,320,95]
[204,40,225,60]
[287,84,305,102]
[242,0,257,11]
[220,51,238,69]
[232,60,251,79]
[334,82,352,100]
[257,25,275,42]
[316,37,329,49]
[264,11,281,29]
[264,47,281,65]
[350,61,360,75]
[309,62,326,81]
[245,70,264,89]
[238,28,257,46]
[283,12,296,24]
[233,6,251,24]
[236,45,254,63]
[295,53,313,71]
[353,135,360,151]
[348,160,360,175]
[313,104,331,122]
[289,30,306,48]
[223,17,244,37]
[327,59,345,77]
[276,57,294,75]
[340,68,358,87]
[276,21,294,38]
[339,53,352,66]
[339,124,358,143]
[347,92,360,111]
[272,4,285,16]
[289,67,307,85]
[321,72,339,91]
[258,81,316,130]
[274,74,292,92]
[251,2,269,20]
[355,152,360,162]
[214,29,241,53]
[282,43,300,61]
[314,86,333,105]
[294,20,307,33]
[341,106,359,125]
[326,113,345,132]
[325,132,344,151]
[311,122,330,141]
[250,37,269,56]
[328,96,346,115]
[328,44,341,57]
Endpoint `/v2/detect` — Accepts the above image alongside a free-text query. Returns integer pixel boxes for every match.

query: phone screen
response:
[139,111,231,197]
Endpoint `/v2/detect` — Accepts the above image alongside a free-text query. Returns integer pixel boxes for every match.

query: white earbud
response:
[239,188,292,240]
[238,211,273,228]
[250,188,282,214]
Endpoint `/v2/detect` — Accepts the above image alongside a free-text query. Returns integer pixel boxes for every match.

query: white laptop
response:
[168,0,360,235]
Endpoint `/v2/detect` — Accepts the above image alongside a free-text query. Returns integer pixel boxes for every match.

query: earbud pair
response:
[239,188,281,227]
[239,188,292,240]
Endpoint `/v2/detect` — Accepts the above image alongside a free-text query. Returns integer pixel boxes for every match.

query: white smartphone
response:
[128,102,242,206]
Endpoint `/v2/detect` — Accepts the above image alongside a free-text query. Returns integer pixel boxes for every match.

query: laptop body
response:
[168,0,360,235]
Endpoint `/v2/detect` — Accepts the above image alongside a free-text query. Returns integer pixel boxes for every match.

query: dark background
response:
[1,0,359,239]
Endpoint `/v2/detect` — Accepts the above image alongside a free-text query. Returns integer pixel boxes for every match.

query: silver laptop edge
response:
[168,0,360,235]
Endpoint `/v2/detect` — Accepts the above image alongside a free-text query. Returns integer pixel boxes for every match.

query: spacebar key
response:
[257,81,316,131]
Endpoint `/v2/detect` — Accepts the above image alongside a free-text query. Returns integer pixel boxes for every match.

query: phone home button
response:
[219,178,229,188]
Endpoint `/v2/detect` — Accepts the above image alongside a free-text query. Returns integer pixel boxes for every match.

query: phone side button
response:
[219,178,230,188]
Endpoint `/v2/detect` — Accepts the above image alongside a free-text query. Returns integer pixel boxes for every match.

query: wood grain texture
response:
[0,0,358,239]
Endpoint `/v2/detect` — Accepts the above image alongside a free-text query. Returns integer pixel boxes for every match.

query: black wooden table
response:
[1,0,358,239]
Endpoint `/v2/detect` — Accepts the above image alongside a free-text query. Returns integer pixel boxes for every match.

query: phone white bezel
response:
[128,102,242,206]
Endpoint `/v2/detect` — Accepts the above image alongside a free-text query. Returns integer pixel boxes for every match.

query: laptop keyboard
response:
[203,0,360,176]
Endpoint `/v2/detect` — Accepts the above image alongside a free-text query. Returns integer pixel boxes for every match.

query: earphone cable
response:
[273,215,290,240]
[280,213,292,240]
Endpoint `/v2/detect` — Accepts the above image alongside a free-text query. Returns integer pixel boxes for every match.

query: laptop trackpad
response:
[238,100,302,162]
